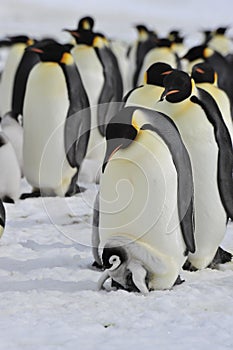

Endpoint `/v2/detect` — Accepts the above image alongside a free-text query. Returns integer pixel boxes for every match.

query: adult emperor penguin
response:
[208,26,233,56]
[123,62,174,108]
[136,38,180,87]
[127,24,158,89]
[0,131,21,203]
[93,106,195,293]
[0,35,35,118]
[182,44,233,117]
[156,70,233,269]
[63,29,123,183]
[191,62,233,144]
[21,42,91,198]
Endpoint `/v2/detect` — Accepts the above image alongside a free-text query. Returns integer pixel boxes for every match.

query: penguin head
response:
[103,108,138,172]
[160,70,193,103]
[77,16,95,31]
[191,62,217,85]
[145,62,173,86]
[102,246,128,271]
[156,37,172,48]
[182,45,207,62]
[27,42,74,64]
[215,26,229,35]
[7,35,35,47]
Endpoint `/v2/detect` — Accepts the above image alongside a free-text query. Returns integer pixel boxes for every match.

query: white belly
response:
[72,45,106,183]
[23,63,76,195]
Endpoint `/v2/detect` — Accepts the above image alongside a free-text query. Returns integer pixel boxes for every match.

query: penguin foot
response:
[173,275,185,286]
[208,247,233,269]
[65,184,86,197]
[20,190,41,200]
[2,196,15,204]
[182,260,198,272]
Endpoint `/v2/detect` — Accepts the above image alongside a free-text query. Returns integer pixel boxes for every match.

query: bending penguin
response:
[156,70,233,269]
[21,42,91,198]
[92,106,195,293]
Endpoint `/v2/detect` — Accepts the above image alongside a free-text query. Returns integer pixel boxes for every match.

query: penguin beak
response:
[195,67,205,74]
[63,29,80,39]
[27,47,44,54]
[159,89,179,102]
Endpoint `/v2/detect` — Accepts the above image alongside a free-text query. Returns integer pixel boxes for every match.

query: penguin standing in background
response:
[208,26,233,56]
[127,24,157,89]
[63,29,123,183]
[191,62,233,144]
[123,62,174,108]
[182,44,233,118]
[168,30,187,58]
[156,70,233,270]
[0,197,5,238]
[0,35,35,117]
[21,42,91,198]
[136,38,180,86]
[93,106,195,293]
[0,131,21,203]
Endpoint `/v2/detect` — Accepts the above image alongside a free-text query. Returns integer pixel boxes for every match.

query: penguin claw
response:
[65,184,86,197]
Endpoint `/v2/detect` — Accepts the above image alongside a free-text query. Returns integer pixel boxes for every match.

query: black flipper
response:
[95,46,123,136]
[61,61,91,192]
[11,50,40,120]
[191,88,233,220]
[0,200,6,230]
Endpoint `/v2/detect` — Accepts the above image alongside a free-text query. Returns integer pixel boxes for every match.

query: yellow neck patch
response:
[60,52,74,65]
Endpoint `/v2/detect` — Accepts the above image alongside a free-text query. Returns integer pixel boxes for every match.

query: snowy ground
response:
[1,0,233,349]
[0,179,233,350]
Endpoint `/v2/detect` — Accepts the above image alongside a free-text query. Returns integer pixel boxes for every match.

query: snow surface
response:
[1,0,233,349]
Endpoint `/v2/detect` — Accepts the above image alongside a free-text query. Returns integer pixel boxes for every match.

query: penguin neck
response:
[60,63,89,112]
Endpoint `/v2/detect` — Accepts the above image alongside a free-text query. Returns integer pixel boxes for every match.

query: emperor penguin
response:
[123,62,174,108]
[136,38,180,87]
[63,29,123,183]
[182,44,233,118]
[208,26,233,56]
[1,39,57,178]
[0,35,35,118]
[93,106,195,293]
[0,131,21,203]
[156,70,233,269]
[168,30,187,58]
[21,42,91,198]
[191,62,233,144]
[127,24,158,89]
